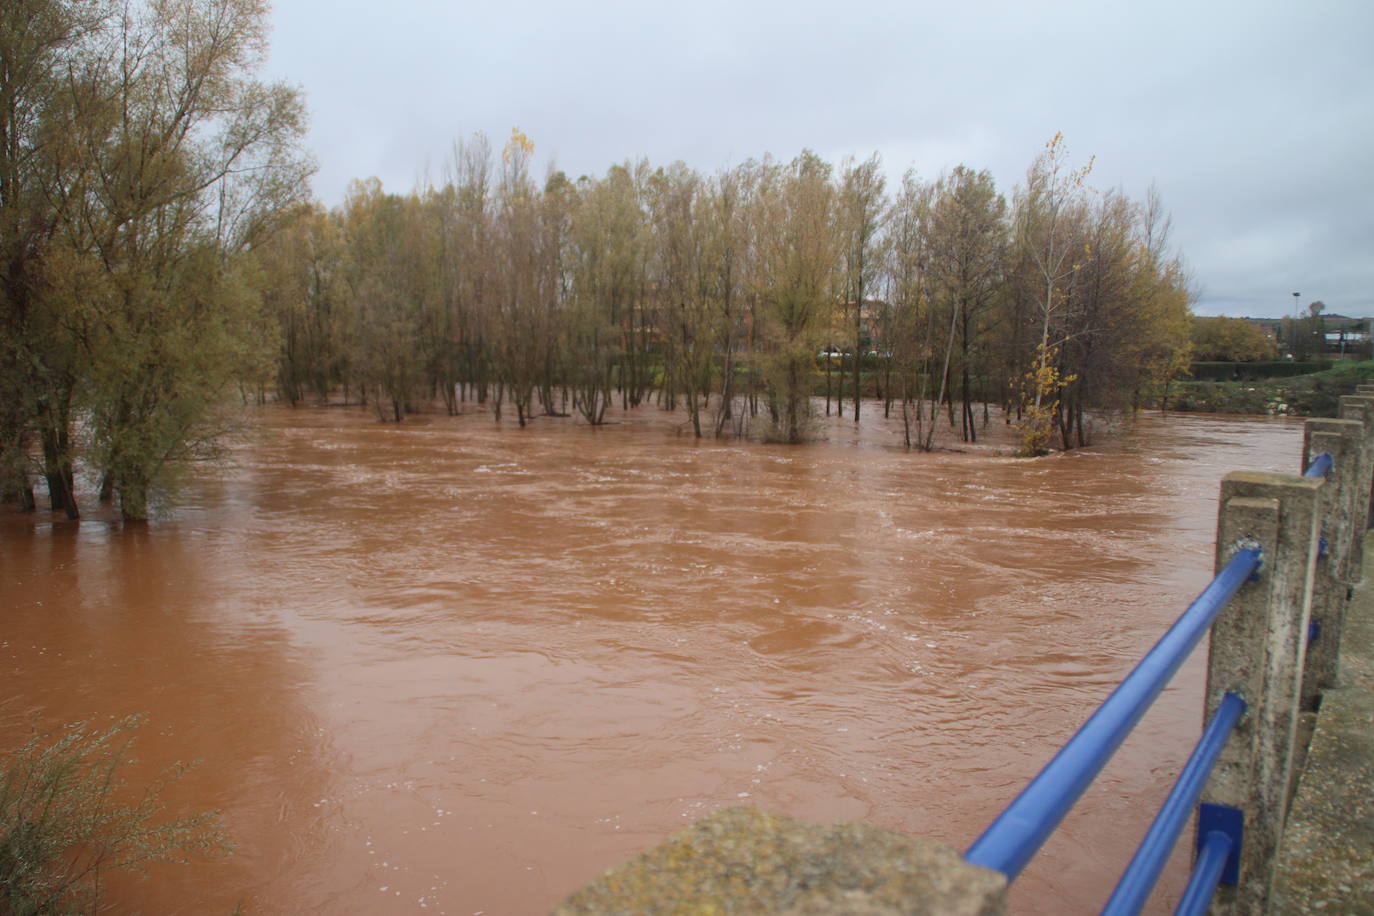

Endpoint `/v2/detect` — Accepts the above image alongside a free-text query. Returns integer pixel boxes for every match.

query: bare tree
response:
[1009,133,1092,455]
[925,166,1007,443]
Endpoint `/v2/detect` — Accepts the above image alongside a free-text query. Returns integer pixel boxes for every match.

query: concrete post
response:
[1337,395,1374,542]
[1203,472,1322,915]
[1301,419,1367,703]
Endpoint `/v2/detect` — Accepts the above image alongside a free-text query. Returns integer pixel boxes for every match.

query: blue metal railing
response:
[1304,452,1333,478]
[1306,453,1333,558]
[1176,827,1236,916]
[964,451,1336,912]
[1101,692,1246,914]
[964,548,1260,880]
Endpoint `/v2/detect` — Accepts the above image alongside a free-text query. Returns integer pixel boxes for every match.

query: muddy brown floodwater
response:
[0,402,1303,915]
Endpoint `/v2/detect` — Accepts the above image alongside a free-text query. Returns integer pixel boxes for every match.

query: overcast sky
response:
[264,0,1371,319]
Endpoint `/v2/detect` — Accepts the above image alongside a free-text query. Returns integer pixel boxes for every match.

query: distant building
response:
[1242,314,1372,359]
[1319,315,1372,356]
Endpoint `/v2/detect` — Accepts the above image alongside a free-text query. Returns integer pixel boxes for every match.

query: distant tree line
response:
[263,132,1193,455]
[0,0,310,521]
[1192,304,1371,365]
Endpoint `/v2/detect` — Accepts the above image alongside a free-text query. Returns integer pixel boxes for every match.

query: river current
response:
[0,403,1302,914]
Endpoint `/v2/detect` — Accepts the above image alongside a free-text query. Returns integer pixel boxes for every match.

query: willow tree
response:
[338,182,437,421]
[1190,316,1275,362]
[21,0,311,519]
[0,0,111,515]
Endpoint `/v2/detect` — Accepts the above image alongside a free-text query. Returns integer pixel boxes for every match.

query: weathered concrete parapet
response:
[552,807,1007,915]
[1205,472,1323,915]
[1338,395,1374,534]
[1302,418,1368,701]
[1305,418,1370,583]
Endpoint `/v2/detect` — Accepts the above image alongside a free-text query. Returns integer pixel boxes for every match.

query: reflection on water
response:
[0,403,1302,914]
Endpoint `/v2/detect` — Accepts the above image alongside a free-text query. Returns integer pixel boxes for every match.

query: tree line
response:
[2,3,1193,522]
[262,131,1192,455]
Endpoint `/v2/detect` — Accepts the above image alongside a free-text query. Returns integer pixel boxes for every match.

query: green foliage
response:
[754,152,836,443]
[1169,361,1374,417]
[0,716,229,914]
[1188,360,1332,381]
[1016,344,1075,456]
[1190,316,1278,361]
[0,0,310,520]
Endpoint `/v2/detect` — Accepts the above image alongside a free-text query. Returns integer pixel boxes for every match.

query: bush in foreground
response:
[0,716,228,914]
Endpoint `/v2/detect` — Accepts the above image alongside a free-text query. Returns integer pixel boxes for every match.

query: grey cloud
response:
[267,0,1373,318]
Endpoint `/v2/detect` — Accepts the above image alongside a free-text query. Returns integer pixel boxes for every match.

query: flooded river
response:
[0,403,1302,914]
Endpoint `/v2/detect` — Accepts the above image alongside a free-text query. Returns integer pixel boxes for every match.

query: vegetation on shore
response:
[1167,361,1374,417]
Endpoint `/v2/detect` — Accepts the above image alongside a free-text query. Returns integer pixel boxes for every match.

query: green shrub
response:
[1168,361,1374,417]
[0,716,228,914]
[1188,360,1332,382]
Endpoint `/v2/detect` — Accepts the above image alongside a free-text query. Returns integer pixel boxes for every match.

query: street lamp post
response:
[1290,293,1303,359]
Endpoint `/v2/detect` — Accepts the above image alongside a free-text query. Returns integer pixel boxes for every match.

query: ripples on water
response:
[0,403,1302,914]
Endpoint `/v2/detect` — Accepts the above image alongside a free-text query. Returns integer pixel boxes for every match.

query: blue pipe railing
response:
[964,449,1340,912]
[1100,691,1246,915]
[1304,452,1333,478]
[964,547,1261,879]
[1306,451,1333,561]
[1176,829,1235,916]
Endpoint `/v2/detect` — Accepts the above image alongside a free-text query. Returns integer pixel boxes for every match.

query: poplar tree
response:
[925,166,1007,443]
[646,162,717,436]
[754,151,835,443]
[567,167,635,424]
[492,129,543,426]
[836,154,886,421]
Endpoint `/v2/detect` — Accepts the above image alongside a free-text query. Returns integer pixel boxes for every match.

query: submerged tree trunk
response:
[118,470,151,522]
[825,354,832,416]
[38,397,78,519]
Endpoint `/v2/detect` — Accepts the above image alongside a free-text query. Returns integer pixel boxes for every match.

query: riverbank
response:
[1167,361,1374,417]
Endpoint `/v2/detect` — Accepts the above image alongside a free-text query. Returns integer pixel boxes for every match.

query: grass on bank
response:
[1168,361,1374,418]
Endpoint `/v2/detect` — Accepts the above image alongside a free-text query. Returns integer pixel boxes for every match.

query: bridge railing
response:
[964,396,1374,915]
